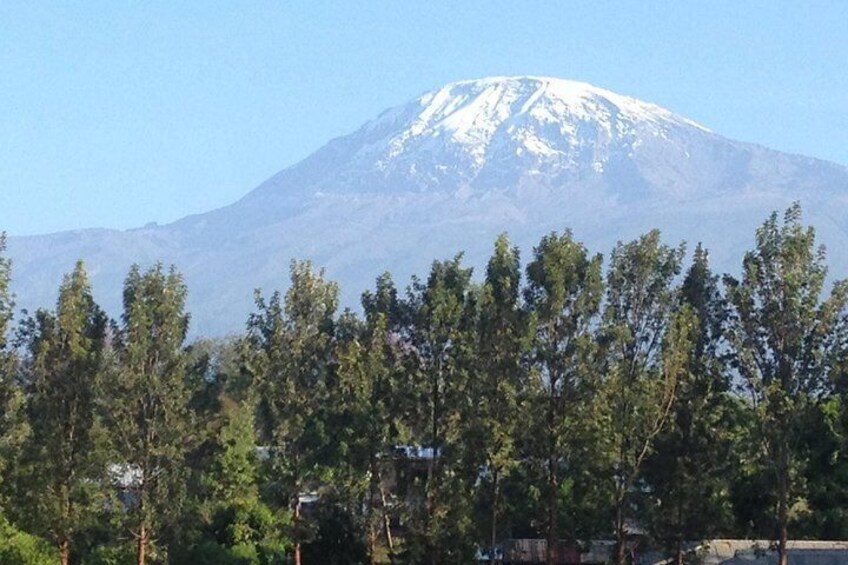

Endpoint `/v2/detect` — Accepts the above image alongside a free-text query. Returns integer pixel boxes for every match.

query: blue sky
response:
[2,1,847,236]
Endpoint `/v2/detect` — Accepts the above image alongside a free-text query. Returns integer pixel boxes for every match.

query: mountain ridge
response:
[9,76,848,335]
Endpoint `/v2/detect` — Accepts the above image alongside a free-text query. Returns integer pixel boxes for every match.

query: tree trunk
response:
[428,368,440,565]
[546,454,559,565]
[59,479,72,565]
[491,469,500,563]
[546,391,558,565]
[675,494,684,565]
[777,443,789,565]
[614,495,626,565]
[137,520,147,565]
[379,480,395,560]
[368,520,378,565]
[778,523,788,565]
[368,458,379,565]
[59,539,70,565]
[427,456,436,565]
[778,473,789,565]
[294,498,302,565]
[137,475,147,565]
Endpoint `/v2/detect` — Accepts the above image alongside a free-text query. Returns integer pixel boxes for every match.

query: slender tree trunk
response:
[59,480,72,565]
[427,367,441,565]
[674,496,684,565]
[778,462,789,565]
[491,468,500,563]
[546,388,558,565]
[614,492,626,565]
[367,459,395,565]
[58,539,70,565]
[775,367,793,565]
[368,458,379,565]
[546,451,557,565]
[294,498,302,565]
[137,442,151,565]
[368,520,378,565]
[379,480,395,560]
[778,523,788,565]
[137,474,147,565]
[427,450,436,565]
[137,520,146,565]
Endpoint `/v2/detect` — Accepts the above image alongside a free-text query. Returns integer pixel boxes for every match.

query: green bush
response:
[0,516,56,565]
[180,500,289,565]
[82,543,137,565]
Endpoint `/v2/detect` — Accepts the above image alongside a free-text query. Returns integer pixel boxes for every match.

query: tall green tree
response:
[106,264,192,565]
[596,230,686,565]
[0,234,10,354]
[246,260,339,565]
[724,204,848,565]
[523,231,603,565]
[473,234,528,556]
[404,255,478,564]
[0,233,27,514]
[643,245,738,563]
[330,274,409,563]
[0,236,45,565]
[19,262,108,565]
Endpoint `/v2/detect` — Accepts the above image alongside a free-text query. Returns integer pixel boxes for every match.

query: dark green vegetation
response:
[1,204,848,565]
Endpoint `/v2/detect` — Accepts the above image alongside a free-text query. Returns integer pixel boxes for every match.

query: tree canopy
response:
[0,205,846,565]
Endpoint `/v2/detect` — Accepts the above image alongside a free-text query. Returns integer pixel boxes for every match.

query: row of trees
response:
[1,204,847,565]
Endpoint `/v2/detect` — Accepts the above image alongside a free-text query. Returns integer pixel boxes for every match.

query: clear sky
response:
[2,1,847,236]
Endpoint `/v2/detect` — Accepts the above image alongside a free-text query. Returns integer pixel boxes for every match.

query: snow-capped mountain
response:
[246,76,709,199]
[9,76,848,335]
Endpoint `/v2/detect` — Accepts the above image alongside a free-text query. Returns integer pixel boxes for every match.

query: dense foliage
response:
[1,204,847,564]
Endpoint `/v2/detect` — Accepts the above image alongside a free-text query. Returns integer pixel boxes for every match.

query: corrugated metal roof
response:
[698,540,848,565]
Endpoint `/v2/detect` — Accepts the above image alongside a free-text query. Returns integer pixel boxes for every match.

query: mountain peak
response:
[406,75,710,149]
[419,75,706,126]
[257,75,713,199]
